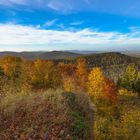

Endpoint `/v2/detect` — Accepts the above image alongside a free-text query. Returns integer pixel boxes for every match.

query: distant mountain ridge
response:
[0,51,83,60]
[0,50,140,62]
[0,51,139,62]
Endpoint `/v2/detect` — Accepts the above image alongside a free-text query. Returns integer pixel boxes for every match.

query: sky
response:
[0,0,140,51]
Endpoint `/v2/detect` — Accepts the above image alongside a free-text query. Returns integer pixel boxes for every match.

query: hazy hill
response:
[67,50,104,54]
[0,51,82,60]
[123,51,140,58]
[0,51,139,61]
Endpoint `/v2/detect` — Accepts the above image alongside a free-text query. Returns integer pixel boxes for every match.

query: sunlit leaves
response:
[118,64,140,94]
[87,67,105,99]
[104,77,118,104]
[76,58,88,91]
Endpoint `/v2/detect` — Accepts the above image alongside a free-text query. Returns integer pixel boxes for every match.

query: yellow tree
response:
[32,60,62,89]
[87,67,105,99]
[0,56,23,92]
[0,56,22,77]
[20,60,34,91]
[32,59,46,87]
[63,76,76,92]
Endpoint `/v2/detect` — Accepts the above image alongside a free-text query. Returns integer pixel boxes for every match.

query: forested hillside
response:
[54,52,140,66]
[84,52,140,81]
[83,52,140,67]
[55,52,140,81]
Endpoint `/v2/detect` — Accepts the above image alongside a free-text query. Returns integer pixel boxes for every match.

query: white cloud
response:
[0,23,140,51]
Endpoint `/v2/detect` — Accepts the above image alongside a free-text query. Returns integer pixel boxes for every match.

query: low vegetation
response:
[0,90,93,140]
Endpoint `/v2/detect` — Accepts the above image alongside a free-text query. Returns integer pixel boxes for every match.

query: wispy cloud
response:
[1,0,140,17]
[8,0,28,5]
[47,0,74,12]
[44,19,57,27]
[0,0,92,13]
[0,0,28,7]
[70,21,83,26]
[0,23,140,51]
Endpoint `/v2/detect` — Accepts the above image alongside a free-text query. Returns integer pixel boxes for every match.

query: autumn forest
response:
[0,52,140,140]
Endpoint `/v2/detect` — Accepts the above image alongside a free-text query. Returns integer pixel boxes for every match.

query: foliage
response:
[118,89,136,96]
[75,58,88,91]
[118,64,140,94]
[0,67,4,76]
[120,108,140,140]
[134,71,140,95]
[103,77,118,104]
[0,56,22,78]
[87,67,118,104]
[63,76,76,92]
[94,94,140,140]
[87,67,105,99]
[59,63,76,92]
[32,60,62,89]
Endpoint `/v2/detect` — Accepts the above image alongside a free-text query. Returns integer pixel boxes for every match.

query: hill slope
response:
[83,52,140,68]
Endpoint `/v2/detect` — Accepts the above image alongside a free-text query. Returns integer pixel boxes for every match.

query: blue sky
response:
[0,0,140,51]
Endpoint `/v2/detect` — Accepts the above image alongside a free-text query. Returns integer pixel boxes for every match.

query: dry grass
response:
[0,89,92,140]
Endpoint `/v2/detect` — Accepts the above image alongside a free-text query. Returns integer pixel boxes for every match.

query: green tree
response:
[134,72,140,95]
[118,64,139,93]
[0,67,4,77]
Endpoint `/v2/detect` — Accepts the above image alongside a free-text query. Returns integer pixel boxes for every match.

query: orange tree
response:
[76,58,88,91]
[58,62,76,92]
[87,67,118,104]
[104,77,118,104]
